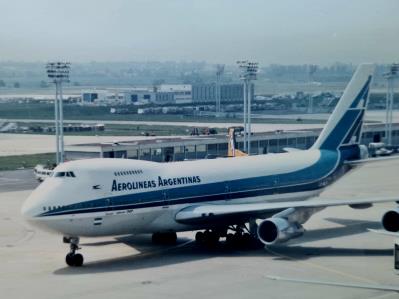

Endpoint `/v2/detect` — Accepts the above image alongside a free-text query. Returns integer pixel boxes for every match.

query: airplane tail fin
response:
[311,64,374,151]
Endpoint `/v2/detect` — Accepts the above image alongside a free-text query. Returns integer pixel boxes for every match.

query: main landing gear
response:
[152,232,177,245]
[195,223,262,248]
[195,230,220,246]
[64,237,84,267]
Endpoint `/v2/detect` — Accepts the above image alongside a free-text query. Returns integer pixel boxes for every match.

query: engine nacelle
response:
[257,217,304,245]
[382,208,399,232]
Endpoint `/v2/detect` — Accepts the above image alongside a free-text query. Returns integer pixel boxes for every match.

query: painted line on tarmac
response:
[265,275,399,293]
[264,246,377,284]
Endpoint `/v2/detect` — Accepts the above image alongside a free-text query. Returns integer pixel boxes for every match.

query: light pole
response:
[46,62,70,164]
[215,64,225,117]
[383,63,398,146]
[237,60,258,155]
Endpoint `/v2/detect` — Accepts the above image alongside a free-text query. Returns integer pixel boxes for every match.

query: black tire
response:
[73,253,84,267]
[165,232,177,244]
[152,233,160,244]
[225,233,234,246]
[65,253,75,267]
[207,231,220,246]
[242,233,252,244]
[195,231,204,243]
[153,232,177,245]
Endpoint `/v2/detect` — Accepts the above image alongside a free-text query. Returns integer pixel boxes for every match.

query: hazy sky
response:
[1,0,398,64]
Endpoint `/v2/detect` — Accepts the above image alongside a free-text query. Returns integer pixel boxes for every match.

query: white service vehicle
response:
[33,164,54,182]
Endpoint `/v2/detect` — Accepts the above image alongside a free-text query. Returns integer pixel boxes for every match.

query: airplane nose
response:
[21,192,40,219]
[21,199,35,219]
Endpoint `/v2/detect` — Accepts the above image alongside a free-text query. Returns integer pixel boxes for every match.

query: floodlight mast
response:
[383,63,398,146]
[237,60,258,155]
[46,62,70,164]
[215,64,225,116]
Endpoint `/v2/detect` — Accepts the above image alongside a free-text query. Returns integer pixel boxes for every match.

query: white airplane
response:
[22,64,399,267]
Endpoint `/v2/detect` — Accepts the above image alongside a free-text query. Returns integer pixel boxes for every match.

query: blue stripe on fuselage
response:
[40,150,342,217]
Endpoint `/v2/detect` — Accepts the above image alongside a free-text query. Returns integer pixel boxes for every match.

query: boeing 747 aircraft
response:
[22,64,399,267]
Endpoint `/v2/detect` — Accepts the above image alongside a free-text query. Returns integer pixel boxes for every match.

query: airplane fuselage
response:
[22,148,344,237]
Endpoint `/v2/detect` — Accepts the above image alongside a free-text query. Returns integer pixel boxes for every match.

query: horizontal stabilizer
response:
[283,147,304,153]
[345,154,399,165]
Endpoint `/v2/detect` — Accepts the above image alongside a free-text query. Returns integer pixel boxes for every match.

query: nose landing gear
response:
[63,237,84,267]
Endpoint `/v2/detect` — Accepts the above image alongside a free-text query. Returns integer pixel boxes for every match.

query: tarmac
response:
[0,159,399,299]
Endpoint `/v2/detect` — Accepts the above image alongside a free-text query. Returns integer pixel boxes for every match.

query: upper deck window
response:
[114,169,143,176]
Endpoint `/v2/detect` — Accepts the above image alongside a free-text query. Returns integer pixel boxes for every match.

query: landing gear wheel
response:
[66,253,75,267]
[152,232,177,245]
[226,233,235,246]
[73,253,84,267]
[204,231,219,246]
[195,230,220,247]
[225,224,258,249]
[65,253,84,267]
[64,237,84,267]
[195,231,204,243]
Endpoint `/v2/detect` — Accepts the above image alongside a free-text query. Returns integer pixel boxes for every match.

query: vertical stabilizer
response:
[312,64,374,150]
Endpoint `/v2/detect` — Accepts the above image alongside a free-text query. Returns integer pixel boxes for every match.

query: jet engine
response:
[257,217,304,245]
[382,208,399,232]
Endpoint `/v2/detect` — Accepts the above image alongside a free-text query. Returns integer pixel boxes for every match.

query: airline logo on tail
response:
[312,64,375,151]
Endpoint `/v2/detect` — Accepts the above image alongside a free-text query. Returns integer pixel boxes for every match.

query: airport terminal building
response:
[65,123,399,162]
[81,83,245,106]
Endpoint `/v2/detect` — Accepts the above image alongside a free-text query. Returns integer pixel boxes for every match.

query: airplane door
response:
[91,183,112,211]
[225,183,231,201]
[162,191,169,208]
[273,176,280,194]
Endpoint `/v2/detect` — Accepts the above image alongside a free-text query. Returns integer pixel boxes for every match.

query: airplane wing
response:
[175,196,398,224]
[368,229,399,237]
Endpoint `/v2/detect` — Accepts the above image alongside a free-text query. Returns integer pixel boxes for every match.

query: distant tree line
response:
[0,61,394,88]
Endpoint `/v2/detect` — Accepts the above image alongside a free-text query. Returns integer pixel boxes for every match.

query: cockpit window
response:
[54,171,75,178]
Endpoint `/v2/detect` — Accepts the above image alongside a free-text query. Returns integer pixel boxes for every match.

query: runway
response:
[0,160,398,299]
